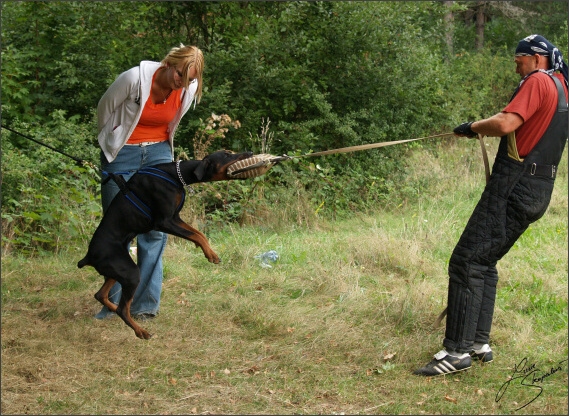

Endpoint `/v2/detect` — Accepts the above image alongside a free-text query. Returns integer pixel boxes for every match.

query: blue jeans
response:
[95,141,172,319]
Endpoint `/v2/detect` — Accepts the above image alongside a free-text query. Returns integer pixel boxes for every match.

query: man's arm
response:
[470,112,524,137]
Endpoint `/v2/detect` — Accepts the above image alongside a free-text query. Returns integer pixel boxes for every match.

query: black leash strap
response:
[1,124,96,169]
[108,172,153,220]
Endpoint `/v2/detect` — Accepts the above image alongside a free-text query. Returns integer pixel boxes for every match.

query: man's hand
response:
[453,122,477,138]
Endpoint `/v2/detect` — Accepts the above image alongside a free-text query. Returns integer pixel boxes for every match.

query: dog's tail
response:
[77,256,89,269]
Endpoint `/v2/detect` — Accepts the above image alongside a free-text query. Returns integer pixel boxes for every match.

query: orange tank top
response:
[127,71,182,144]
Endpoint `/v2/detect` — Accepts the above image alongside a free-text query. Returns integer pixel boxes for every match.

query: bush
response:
[1,113,101,255]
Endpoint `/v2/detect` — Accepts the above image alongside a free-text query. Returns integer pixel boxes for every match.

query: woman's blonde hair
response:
[162,44,204,103]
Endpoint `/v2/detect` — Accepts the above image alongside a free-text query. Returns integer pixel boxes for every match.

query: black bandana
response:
[515,34,568,87]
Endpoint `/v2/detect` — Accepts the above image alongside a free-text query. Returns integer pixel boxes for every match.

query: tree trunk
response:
[443,1,455,60]
[475,1,486,50]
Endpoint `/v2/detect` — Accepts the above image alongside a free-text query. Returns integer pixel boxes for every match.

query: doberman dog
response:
[78,150,254,339]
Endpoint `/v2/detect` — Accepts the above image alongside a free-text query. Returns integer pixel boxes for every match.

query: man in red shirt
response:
[415,35,568,376]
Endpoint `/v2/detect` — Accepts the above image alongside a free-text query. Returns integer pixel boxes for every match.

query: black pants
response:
[443,156,554,353]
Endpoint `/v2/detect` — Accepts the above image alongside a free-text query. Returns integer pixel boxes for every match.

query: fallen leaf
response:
[476,389,483,396]
[444,395,457,404]
[383,352,396,361]
[168,378,177,385]
[366,368,382,375]
[224,368,231,375]
[245,365,260,374]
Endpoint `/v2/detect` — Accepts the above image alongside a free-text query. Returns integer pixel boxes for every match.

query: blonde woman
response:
[95,44,204,320]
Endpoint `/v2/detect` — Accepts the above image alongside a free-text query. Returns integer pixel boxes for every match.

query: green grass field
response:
[2,140,567,414]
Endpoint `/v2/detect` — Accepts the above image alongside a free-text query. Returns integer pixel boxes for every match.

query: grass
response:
[2,140,567,414]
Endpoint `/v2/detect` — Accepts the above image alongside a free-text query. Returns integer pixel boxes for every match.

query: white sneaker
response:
[470,344,493,363]
[414,349,472,376]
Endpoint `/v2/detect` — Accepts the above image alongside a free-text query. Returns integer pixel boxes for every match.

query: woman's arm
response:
[97,67,139,132]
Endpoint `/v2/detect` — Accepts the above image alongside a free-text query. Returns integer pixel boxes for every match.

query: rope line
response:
[2,124,490,183]
[1,124,98,170]
[298,132,456,158]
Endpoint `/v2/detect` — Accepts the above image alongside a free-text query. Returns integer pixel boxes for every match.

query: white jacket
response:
[97,60,198,163]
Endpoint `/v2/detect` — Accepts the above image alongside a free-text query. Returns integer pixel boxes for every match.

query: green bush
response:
[1,113,101,255]
[2,1,566,255]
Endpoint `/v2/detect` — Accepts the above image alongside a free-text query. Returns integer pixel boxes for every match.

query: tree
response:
[453,1,566,53]
[443,1,456,59]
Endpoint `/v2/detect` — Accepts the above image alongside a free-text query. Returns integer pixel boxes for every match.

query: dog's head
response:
[194,150,254,182]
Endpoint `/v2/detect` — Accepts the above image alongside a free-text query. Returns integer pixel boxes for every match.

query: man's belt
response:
[526,162,557,179]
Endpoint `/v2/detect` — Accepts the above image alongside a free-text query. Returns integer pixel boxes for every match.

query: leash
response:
[229,132,492,180]
[297,132,457,158]
[3,122,491,185]
[230,132,463,177]
[478,134,491,183]
[1,124,98,170]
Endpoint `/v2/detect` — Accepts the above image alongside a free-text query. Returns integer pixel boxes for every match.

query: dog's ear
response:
[193,158,210,181]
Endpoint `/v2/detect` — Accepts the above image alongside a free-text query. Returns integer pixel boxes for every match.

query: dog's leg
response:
[185,229,220,263]
[114,270,152,340]
[94,277,119,312]
[116,298,152,340]
[157,218,220,264]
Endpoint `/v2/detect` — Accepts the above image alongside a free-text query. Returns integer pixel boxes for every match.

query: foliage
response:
[190,113,242,160]
[1,1,568,253]
[1,114,100,255]
[451,1,568,52]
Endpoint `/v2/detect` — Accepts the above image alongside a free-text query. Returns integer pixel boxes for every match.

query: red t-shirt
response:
[128,72,182,144]
[503,71,568,157]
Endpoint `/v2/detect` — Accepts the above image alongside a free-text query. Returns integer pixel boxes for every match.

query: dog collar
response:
[176,160,188,187]
[176,160,195,194]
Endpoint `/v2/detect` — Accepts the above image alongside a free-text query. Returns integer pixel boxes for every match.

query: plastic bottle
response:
[255,250,279,268]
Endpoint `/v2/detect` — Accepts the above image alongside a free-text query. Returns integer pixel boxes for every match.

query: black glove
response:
[453,122,477,138]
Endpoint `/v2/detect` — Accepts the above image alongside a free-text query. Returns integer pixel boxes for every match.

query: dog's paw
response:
[136,328,153,340]
[204,250,221,264]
